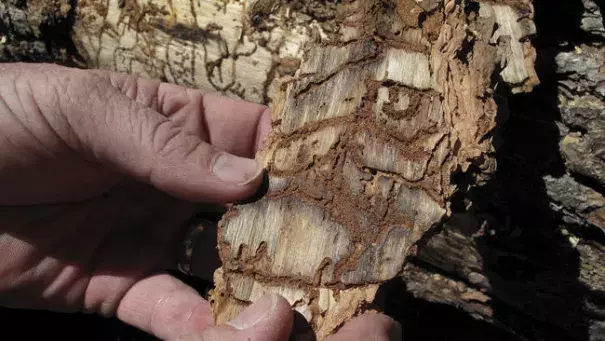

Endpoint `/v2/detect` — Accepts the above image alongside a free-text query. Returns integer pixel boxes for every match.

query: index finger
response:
[197,91,272,158]
[95,70,272,159]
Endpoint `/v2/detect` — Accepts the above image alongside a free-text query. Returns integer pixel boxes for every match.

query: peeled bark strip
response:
[68,0,539,102]
[196,0,535,338]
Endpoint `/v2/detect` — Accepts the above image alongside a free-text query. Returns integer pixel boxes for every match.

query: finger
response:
[95,70,272,158]
[173,294,293,341]
[38,66,266,203]
[116,273,214,340]
[197,91,272,157]
[325,313,402,341]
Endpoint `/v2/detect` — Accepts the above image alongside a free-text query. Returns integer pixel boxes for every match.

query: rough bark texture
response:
[0,0,79,65]
[205,1,538,339]
[2,0,604,341]
[399,1,605,340]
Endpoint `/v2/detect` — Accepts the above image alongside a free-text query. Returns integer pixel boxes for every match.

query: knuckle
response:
[150,120,181,156]
[112,73,161,109]
[185,88,204,103]
[119,74,140,100]
[157,83,191,115]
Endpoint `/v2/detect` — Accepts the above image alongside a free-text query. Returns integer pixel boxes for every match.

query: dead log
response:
[400,1,605,340]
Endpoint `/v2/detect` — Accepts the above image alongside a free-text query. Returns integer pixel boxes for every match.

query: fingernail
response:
[235,169,270,205]
[212,152,262,185]
[228,294,278,330]
[289,310,316,341]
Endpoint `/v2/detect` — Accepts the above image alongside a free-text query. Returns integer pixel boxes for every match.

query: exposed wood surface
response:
[180,0,537,338]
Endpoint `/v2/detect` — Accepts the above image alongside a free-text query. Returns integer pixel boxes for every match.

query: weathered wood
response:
[400,1,605,340]
[0,0,76,64]
[198,0,538,338]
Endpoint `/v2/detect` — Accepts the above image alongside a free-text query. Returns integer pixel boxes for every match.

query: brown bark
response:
[202,1,538,338]
[399,1,605,340]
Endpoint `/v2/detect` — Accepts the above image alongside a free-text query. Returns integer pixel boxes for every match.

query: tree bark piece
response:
[198,0,537,339]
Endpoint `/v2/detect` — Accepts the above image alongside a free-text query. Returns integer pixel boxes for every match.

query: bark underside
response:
[1,0,605,340]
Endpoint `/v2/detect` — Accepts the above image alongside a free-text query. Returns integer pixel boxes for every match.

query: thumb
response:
[57,70,266,204]
[174,294,294,341]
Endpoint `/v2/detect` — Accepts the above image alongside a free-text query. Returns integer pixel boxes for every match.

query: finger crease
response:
[149,285,180,336]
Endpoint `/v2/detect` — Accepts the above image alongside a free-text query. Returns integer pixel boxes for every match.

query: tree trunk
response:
[398,1,605,340]
[2,0,604,341]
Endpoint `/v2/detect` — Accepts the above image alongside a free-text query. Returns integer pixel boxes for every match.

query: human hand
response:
[0,63,401,341]
[174,294,401,341]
